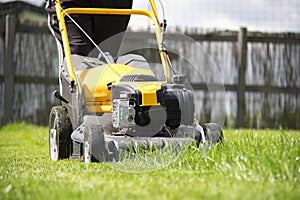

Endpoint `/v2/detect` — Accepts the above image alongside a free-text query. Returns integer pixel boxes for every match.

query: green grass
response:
[0,123,299,200]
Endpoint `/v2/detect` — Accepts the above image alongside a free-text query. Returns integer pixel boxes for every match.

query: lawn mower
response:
[49,0,223,163]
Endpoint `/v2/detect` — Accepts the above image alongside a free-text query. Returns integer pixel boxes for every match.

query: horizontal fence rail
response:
[190,83,300,94]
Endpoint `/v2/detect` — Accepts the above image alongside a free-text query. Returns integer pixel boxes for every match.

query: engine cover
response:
[157,84,195,128]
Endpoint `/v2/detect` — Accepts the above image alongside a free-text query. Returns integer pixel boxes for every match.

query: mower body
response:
[49,0,223,163]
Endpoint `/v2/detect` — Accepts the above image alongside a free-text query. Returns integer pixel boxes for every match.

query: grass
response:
[0,122,299,200]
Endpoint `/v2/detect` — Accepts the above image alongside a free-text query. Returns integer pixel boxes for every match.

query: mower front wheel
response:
[83,125,106,163]
[49,106,72,161]
[203,123,224,145]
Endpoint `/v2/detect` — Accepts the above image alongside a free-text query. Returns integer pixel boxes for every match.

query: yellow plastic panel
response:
[78,63,157,111]
[85,101,112,113]
[139,83,162,106]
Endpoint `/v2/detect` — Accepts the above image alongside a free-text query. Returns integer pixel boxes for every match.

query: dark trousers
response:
[46,0,133,57]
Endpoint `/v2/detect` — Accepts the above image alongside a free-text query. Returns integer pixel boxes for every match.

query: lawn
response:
[0,123,299,200]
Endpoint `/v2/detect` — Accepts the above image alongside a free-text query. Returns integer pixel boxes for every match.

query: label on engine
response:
[112,99,135,128]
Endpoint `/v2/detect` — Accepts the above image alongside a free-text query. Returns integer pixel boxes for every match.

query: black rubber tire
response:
[83,125,106,163]
[49,106,72,160]
[203,123,224,145]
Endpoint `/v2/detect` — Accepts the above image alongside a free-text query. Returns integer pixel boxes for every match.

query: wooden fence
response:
[187,28,300,128]
[0,14,300,128]
[0,15,58,126]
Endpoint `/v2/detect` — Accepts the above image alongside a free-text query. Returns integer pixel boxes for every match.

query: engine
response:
[111,81,195,137]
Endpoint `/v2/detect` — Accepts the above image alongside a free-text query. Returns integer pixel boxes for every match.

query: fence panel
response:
[0,19,299,128]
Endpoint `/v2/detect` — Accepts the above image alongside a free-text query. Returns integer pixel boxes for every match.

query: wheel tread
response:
[49,106,72,160]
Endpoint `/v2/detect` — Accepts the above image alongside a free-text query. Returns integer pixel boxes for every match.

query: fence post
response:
[3,15,16,126]
[236,27,247,128]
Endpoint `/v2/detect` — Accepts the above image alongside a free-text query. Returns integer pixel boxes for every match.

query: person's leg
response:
[46,0,64,64]
[65,14,93,56]
[89,0,133,58]
[46,0,93,56]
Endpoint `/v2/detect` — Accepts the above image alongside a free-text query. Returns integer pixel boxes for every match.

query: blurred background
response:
[0,0,299,129]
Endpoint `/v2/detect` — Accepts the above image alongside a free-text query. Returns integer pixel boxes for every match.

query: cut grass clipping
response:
[0,123,299,200]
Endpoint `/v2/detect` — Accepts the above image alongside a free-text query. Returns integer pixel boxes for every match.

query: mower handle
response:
[54,0,170,84]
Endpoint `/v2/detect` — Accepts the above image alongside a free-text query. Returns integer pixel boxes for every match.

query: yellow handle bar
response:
[55,0,170,83]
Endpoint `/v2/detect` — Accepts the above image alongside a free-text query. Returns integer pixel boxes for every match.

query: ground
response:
[0,123,299,199]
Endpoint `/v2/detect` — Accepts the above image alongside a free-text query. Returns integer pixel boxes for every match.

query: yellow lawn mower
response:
[49,0,223,163]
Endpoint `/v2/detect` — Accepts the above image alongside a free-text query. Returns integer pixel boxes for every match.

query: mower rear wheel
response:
[83,125,106,163]
[203,123,224,145]
[49,106,72,160]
